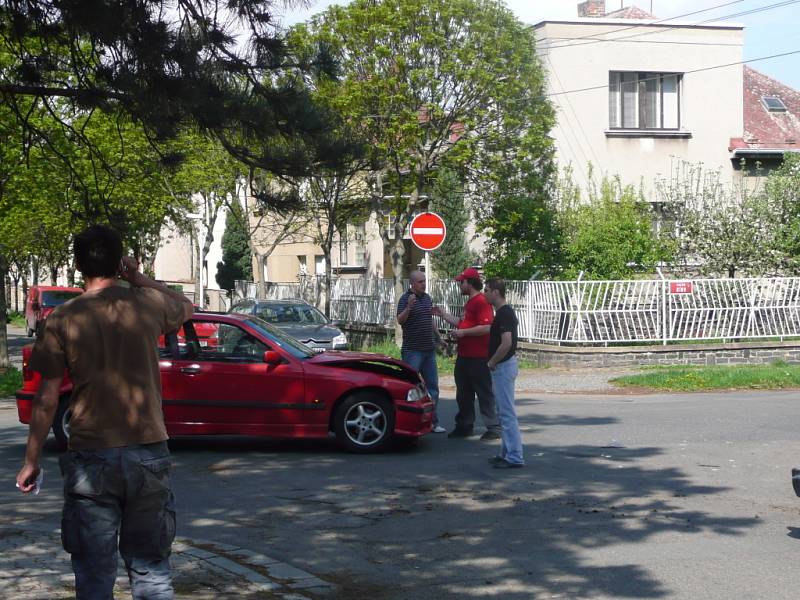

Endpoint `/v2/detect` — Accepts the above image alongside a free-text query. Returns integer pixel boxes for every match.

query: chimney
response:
[578,1,606,17]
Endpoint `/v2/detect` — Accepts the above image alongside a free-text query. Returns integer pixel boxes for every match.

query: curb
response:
[0,521,336,599]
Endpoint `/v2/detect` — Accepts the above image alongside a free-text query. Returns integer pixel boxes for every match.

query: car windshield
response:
[244,317,316,359]
[256,302,328,325]
[41,291,81,306]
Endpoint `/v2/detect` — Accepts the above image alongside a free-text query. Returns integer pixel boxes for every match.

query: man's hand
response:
[118,256,141,285]
[407,294,418,309]
[451,329,465,339]
[431,306,443,317]
[16,462,41,494]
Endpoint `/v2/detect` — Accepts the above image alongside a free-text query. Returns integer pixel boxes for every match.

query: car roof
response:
[35,286,83,292]
[191,312,249,323]
[244,298,311,306]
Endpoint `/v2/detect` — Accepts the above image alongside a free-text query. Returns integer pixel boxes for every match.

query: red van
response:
[24,285,83,336]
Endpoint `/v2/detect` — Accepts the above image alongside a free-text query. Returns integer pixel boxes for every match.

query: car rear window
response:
[245,317,316,358]
[256,303,328,325]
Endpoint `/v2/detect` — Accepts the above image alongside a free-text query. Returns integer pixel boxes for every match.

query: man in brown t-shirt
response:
[16,225,191,600]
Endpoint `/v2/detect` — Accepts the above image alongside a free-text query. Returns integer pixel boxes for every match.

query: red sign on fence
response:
[670,281,693,294]
[410,212,447,251]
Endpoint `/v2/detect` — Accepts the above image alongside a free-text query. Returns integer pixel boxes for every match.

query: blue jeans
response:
[402,350,440,425]
[491,357,524,465]
[59,442,176,600]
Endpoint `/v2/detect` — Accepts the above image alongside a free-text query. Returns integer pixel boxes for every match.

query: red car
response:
[16,313,433,453]
[24,285,83,337]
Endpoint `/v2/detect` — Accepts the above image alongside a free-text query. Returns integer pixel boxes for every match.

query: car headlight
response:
[332,333,347,348]
[406,386,425,402]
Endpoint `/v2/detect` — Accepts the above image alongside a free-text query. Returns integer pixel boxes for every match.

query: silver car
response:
[229,298,347,352]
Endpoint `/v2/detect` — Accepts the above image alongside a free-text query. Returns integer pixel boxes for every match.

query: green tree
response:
[166,133,247,293]
[216,201,253,294]
[0,1,353,179]
[479,171,563,280]
[561,175,670,280]
[291,0,555,301]
[429,169,475,278]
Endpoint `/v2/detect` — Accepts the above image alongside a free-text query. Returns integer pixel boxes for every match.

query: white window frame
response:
[609,71,682,130]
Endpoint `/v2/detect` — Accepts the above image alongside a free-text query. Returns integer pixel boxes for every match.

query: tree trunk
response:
[50,264,58,285]
[22,275,28,313]
[392,237,406,348]
[0,254,10,369]
[10,273,21,312]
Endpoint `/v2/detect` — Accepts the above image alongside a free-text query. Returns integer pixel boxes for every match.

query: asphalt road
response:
[3,384,800,599]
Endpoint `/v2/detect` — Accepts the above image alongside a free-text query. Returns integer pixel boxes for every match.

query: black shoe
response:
[487,455,506,465]
[480,430,501,441]
[492,460,524,469]
[447,428,473,439]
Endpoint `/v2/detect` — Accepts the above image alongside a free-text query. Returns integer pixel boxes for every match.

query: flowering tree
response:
[656,161,788,278]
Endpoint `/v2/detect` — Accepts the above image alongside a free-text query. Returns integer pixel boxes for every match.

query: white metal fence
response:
[235,276,800,345]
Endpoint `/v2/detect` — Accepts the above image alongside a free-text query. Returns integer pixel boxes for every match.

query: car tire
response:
[333,393,395,454]
[52,397,72,451]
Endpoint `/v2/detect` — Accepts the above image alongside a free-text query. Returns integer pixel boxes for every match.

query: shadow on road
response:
[0,407,759,599]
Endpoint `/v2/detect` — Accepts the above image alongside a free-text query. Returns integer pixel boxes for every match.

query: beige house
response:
[252,211,428,284]
[535,1,746,197]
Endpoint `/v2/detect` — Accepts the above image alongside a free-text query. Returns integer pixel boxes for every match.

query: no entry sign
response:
[410,212,446,251]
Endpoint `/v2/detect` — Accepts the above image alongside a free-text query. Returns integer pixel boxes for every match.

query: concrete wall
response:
[535,19,745,198]
[518,340,800,368]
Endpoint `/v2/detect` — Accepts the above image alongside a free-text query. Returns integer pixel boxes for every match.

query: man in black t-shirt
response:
[484,278,524,468]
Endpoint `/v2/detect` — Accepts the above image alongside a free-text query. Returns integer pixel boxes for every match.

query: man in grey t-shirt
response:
[396,271,445,432]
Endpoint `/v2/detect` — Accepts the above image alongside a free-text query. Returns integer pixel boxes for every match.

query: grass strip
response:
[7,312,26,329]
[611,363,800,391]
[0,367,22,397]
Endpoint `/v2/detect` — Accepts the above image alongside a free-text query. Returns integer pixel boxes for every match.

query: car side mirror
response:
[263,350,282,365]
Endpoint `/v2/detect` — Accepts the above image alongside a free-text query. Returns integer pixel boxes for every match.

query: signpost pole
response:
[425,252,430,277]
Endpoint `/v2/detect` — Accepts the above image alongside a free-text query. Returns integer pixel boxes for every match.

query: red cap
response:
[454,267,481,282]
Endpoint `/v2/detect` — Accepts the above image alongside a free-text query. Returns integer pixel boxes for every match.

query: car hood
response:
[308,351,421,385]
[273,322,342,341]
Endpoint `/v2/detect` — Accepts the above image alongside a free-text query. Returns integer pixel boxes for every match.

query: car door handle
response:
[180,365,201,374]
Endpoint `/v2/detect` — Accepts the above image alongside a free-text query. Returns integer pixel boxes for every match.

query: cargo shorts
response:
[59,441,176,561]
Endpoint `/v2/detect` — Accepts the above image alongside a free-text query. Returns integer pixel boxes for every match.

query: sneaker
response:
[432,425,447,433]
[479,430,501,441]
[447,428,474,439]
[492,459,524,469]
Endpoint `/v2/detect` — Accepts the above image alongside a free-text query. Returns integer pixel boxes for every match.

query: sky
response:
[279,0,800,90]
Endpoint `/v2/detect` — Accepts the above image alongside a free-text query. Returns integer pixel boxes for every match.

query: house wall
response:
[155,229,193,284]
[535,20,744,198]
[154,195,227,294]
[255,208,434,283]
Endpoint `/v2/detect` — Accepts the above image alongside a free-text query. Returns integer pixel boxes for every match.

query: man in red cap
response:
[432,268,500,440]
